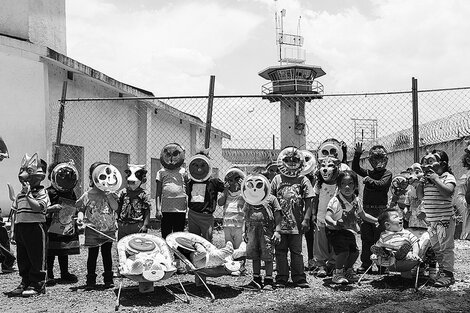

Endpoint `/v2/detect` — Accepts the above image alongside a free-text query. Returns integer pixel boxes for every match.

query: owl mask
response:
[241,174,270,205]
[160,143,185,170]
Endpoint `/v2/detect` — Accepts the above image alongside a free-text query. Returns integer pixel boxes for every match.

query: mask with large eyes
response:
[241,174,270,205]
[51,160,79,191]
[124,164,147,191]
[391,174,410,196]
[317,156,340,184]
[318,138,343,162]
[369,147,388,171]
[160,143,185,170]
[188,154,212,182]
[224,168,246,192]
[92,164,122,192]
[277,147,304,177]
[300,150,316,176]
[422,152,440,174]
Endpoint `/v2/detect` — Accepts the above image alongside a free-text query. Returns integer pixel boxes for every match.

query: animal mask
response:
[92,164,122,192]
[317,156,340,184]
[300,150,317,176]
[391,174,410,196]
[241,174,270,205]
[188,154,212,182]
[277,147,304,177]
[125,164,147,191]
[160,143,185,170]
[369,146,388,171]
[422,152,441,174]
[224,168,246,192]
[18,153,46,185]
[318,138,344,163]
[408,163,424,185]
[51,160,79,191]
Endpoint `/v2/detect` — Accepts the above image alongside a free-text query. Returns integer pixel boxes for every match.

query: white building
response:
[0,0,229,214]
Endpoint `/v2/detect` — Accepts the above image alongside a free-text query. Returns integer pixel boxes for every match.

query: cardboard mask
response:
[241,174,270,205]
[188,154,212,182]
[160,143,185,170]
[92,164,122,192]
[51,160,79,191]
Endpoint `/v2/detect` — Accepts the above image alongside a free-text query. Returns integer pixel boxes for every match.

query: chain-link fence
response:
[49,86,470,218]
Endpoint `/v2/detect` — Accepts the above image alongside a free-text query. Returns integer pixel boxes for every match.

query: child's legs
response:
[304,220,314,260]
[335,252,349,269]
[275,234,289,283]
[58,255,69,275]
[430,220,455,273]
[264,260,274,277]
[360,221,378,267]
[313,223,330,266]
[20,223,46,286]
[161,212,185,238]
[87,246,100,277]
[224,227,233,245]
[14,224,30,285]
[252,259,261,276]
[46,255,55,277]
[288,234,306,283]
[100,242,113,281]
[187,210,203,238]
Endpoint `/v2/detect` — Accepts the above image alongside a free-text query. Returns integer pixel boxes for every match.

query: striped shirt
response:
[377,229,418,251]
[423,172,456,222]
[13,186,50,223]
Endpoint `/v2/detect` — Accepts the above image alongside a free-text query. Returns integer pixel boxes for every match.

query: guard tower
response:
[259,9,325,149]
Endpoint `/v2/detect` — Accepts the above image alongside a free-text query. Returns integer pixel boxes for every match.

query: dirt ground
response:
[1,228,470,313]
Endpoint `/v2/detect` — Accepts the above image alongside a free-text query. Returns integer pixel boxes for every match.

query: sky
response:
[66,0,470,96]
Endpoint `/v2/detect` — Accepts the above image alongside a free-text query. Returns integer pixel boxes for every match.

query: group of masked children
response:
[2,139,469,297]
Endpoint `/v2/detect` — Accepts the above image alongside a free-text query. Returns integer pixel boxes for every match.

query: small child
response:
[416,150,456,287]
[241,174,281,290]
[406,163,427,229]
[155,143,187,238]
[388,171,411,228]
[76,162,119,290]
[116,164,151,240]
[7,153,50,297]
[45,161,80,286]
[218,167,246,274]
[186,152,224,242]
[371,208,432,278]
[325,170,378,284]
[271,147,314,288]
[456,143,470,239]
[352,143,393,273]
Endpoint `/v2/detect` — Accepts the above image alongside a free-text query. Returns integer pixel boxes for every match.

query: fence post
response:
[204,75,215,149]
[54,81,68,163]
[412,77,419,163]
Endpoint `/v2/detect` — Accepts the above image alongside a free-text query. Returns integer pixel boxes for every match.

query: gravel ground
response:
[1,228,470,313]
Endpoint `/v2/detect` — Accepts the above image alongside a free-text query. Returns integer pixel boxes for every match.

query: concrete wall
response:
[0,0,66,54]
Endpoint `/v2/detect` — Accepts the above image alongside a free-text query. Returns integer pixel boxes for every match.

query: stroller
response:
[166,232,245,302]
[115,233,187,310]
[358,231,434,290]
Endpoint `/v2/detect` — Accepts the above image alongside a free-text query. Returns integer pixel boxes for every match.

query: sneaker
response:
[332,269,349,285]
[274,281,286,289]
[315,266,328,278]
[263,277,274,290]
[434,271,455,287]
[395,242,412,260]
[6,283,26,297]
[22,285,46,297]
[294,281,310,288]
[344,268,359,282]
[60,273,78,283]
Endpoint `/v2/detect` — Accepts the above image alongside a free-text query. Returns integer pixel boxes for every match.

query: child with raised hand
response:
[416,150,456,287]
[406,163,427,229]
[352,143,392,274]
[76,162,120,290]
[325,170,378,284]
[218,167,246,274]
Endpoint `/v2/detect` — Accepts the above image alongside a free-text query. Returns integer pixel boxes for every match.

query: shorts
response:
[246,222,274,261]
[326,228,358,254]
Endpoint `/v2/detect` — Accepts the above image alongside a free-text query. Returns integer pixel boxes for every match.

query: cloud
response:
[66,0,263,95]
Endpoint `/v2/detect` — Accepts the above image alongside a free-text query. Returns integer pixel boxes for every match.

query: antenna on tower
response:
[274,6,306,65]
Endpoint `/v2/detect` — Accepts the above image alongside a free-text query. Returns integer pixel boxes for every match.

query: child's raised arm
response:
[358,210,378,224]
[426,171,455,197]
